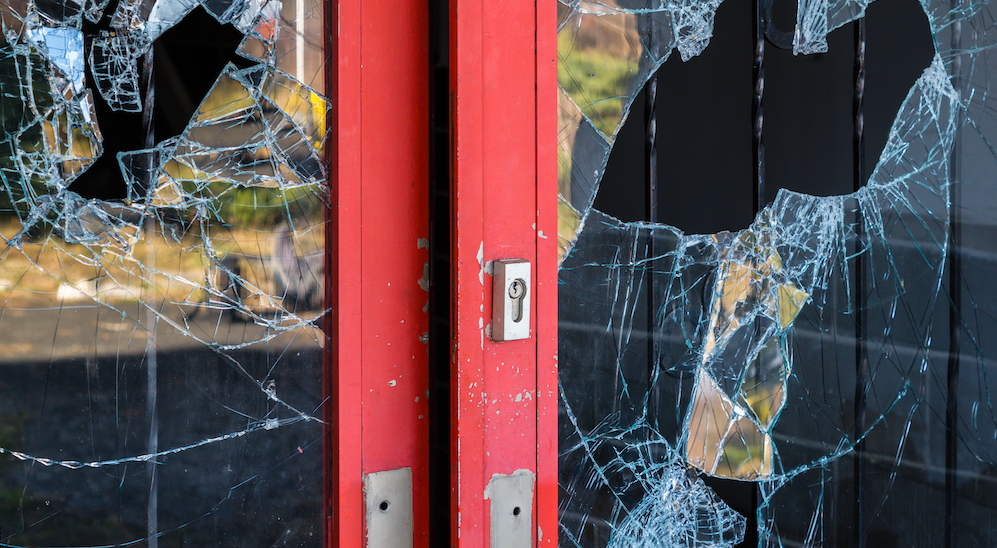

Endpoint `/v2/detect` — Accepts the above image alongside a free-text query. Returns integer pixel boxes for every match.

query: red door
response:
[449,0,559,545]
[326,0,431,545]
[327,0,556,544]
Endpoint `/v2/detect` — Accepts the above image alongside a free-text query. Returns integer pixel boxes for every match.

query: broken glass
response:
[558,0,997,546]
[0,0,328,544]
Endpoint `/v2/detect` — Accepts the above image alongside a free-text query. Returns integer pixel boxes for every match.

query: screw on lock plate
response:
[364,468,413,548]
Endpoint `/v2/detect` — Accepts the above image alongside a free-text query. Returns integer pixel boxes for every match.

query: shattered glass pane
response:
[0,0,327,543]
[558,0,997,546]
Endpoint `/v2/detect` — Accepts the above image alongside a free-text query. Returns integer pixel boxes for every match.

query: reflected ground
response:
[0,224,327,546]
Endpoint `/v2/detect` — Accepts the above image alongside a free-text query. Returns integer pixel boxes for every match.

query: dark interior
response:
[72,4,251,200]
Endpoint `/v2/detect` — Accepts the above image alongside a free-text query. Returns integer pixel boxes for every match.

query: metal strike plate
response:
[485,469,535,548]
[364,467,413,548]
[492,259,531,342]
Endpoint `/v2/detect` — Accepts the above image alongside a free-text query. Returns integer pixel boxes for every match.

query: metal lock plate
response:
[364,467,413,548]
[492,259,531,342]
[485,469,535,548]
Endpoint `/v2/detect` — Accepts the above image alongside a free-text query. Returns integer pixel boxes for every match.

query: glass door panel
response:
[557,0,997,546]
[0,0,329,544]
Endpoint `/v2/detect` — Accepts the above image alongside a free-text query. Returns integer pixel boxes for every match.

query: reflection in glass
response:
[0,0,328,544]
[558,0,997,545]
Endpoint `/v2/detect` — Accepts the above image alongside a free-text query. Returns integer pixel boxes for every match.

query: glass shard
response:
[558,0,997,545]
[0,0,328,543]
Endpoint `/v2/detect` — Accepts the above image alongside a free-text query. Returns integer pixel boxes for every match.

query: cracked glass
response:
[0,0,327,544]
[558,0,997,546]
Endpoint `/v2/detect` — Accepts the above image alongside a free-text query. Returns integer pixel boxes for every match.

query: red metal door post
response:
[326,0,431,545]
[449,0,558,544]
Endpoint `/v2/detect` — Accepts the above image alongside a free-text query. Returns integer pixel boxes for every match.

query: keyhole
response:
[379,500,390,512]
[508,279,527,322]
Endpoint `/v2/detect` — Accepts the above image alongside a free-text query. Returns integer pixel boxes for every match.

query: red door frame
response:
[326,0,432,544]
[325,0,556,543]
[449,0,558,544]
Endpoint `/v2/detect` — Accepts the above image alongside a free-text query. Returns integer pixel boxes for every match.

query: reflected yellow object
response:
[557,195,581,264]
[687,226,808,480]
[194,73,255,123]
[686,369,774,480]
[777,283,809,329]
[37,90,102,181]
[701,229,809,365]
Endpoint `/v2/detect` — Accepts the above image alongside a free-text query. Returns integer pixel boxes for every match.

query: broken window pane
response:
[558,0,997,546]
[0,0,328,544]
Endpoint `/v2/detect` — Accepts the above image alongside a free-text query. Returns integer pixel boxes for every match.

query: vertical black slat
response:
[747,1,765,546]
[851,17,868,548]
[141,49,156,173]
[427,0,451,542]
[945,13,963,548]
[752,0,766,212]
[646,74,660,419]
[646,74,659,226]
[140,46,159,548]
